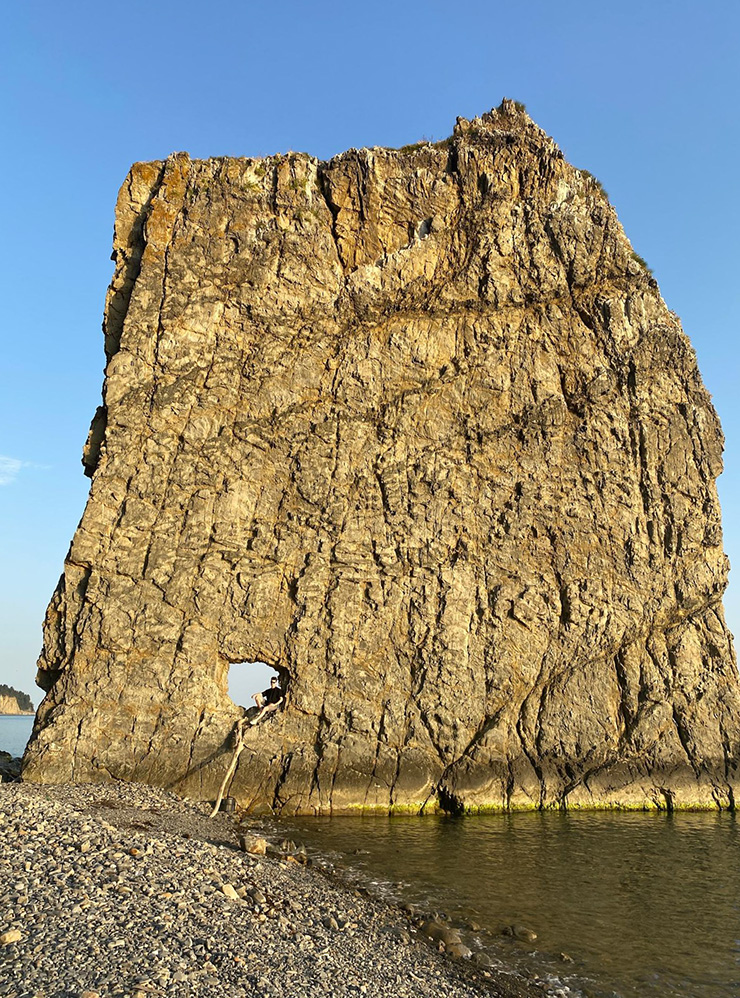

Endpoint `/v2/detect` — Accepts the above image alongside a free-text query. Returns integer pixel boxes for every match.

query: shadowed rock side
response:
[24,100,740,812]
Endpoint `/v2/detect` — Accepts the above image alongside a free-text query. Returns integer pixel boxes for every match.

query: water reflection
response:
[278,811,740,998]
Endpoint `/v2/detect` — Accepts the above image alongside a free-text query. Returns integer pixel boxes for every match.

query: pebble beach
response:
[0,779,541,998]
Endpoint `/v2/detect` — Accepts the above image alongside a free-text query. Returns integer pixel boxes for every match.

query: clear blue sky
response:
[1,0,738,708]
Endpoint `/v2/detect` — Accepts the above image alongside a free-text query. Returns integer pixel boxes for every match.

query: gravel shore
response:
[0,781,544,998]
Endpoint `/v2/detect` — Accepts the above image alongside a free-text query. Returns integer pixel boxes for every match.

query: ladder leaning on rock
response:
[210,717,248,818]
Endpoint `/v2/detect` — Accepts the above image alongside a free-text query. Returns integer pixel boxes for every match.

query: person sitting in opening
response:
[250,675,284,726]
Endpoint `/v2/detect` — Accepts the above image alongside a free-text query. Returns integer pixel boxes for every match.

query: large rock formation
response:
[23,100,740,811]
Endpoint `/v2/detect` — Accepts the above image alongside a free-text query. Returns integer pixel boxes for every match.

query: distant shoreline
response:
[0,712,33,717]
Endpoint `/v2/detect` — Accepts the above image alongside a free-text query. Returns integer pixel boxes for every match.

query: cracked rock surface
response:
[24,100,740,812]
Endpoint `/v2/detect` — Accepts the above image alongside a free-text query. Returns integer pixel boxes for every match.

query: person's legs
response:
[250,701,280,726]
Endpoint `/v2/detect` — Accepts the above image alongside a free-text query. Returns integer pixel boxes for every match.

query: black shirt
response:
[263,686,282,705]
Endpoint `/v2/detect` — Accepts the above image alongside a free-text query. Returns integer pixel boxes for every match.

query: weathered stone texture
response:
[23,101,740,811]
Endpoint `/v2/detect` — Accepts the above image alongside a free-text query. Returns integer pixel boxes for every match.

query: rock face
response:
[0,698,30,716]
[23,100,740,811]
[0,686,33,715]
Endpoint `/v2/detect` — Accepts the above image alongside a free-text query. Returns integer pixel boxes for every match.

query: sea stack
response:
[24,100,740,812]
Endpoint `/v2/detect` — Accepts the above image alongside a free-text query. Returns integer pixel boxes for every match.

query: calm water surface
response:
[0,715,33,757]
[279,810,740,998]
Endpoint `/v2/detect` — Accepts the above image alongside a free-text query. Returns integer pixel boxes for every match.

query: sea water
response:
[279,809,740,998]
[0,715,34,758]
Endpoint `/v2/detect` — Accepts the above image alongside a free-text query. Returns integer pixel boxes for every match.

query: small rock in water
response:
[504,923,537,943]
[420,921,462,947]
[560,951,574,962]
[446,942,473,960]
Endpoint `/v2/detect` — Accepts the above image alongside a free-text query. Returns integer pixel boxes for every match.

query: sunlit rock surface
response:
[24,101,740,812]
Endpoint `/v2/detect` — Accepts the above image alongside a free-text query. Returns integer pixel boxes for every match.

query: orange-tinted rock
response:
[23,101,740,812]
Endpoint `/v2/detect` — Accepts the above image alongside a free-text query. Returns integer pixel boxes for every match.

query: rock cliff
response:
[0,686,33,715]
[23,100,740,811]
[0,698,31,716]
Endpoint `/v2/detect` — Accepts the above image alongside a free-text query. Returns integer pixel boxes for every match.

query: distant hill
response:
[0,684,34,714]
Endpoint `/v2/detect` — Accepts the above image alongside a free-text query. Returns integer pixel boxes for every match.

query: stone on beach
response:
[240,832,267,854]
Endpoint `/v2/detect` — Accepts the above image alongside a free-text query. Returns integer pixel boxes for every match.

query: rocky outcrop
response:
[23,100,740,812]
[0,686,33,715]
[0,698,31,716]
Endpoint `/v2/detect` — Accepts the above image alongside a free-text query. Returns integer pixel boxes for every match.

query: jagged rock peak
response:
[23,102,739,813]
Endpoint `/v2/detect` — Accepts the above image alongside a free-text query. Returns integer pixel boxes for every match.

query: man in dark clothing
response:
[250,675,284,726]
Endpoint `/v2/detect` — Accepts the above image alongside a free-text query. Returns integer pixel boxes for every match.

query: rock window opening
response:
[227,661,283,713]
[417,217,432,239]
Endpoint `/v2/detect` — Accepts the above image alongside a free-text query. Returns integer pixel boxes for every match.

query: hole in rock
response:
[227,660,283,712]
